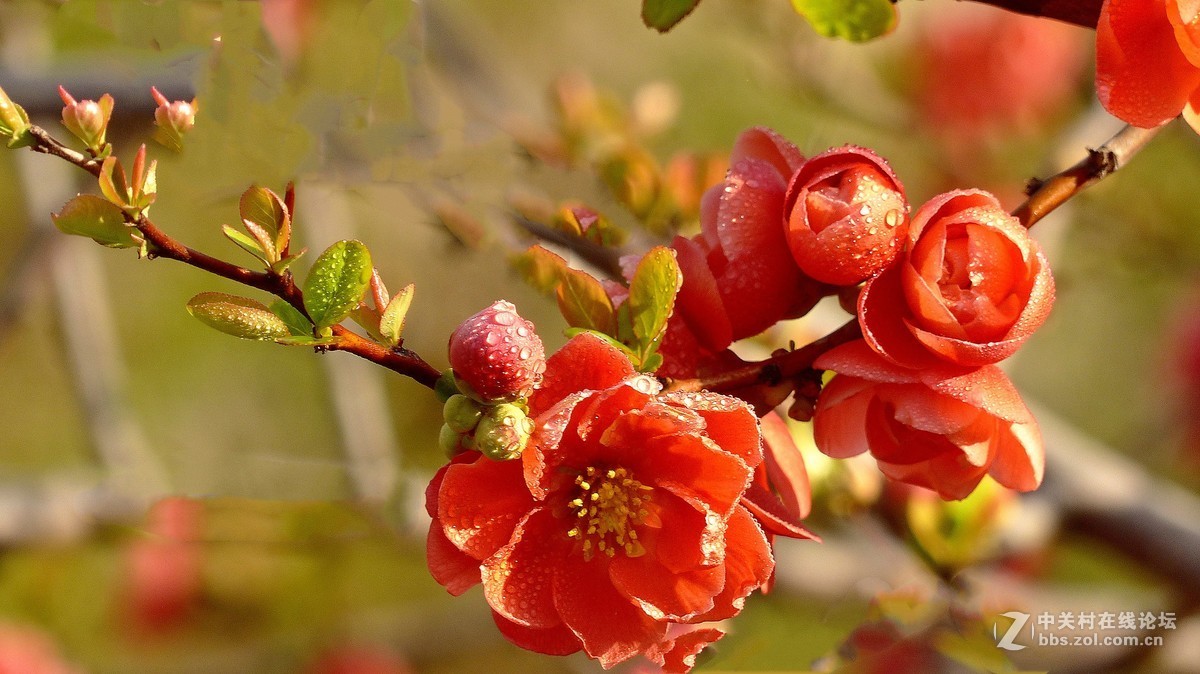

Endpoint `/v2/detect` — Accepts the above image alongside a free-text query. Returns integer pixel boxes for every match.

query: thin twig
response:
[512,214,626,280]
[664,319,863,394]
[1013,123,1164,228]
[964,0,1102,29]
[21,123,443,389]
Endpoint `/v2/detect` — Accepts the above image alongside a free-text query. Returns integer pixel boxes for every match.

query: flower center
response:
[566,466,652,560]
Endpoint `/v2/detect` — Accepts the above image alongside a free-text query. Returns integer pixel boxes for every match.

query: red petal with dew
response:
[438,456,532,560]
[610,551,725,622]
[649,627,726,674]
[426,523,481,596]
[528,333,635,416]
[759,411,811,519]
[553,556,668,669]
[482,509,564,628]
[689,504,774,622]
[987,419,1045,492]
[492,610,581,657]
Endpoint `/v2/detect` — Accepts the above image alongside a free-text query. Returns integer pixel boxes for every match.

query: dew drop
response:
[859,205,870,216]
[884,210,901,228]
[519,347,531,359]
[494,311,516,326]
[485,333,500,346]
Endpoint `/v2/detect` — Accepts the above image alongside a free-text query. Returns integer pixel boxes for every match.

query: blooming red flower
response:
[783,145,909,286]
[858,190,1054,369]
[427,333,787,671]
[812,340,1043,500]
[1096,0,1200,131]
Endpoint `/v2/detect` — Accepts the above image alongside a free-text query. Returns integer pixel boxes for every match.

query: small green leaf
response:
[302,240,373,329]
[790,0,897,42]
[269,299,314,336]
[642,0,702,32]
[627,246,681,350]
[241,219,279,261]
[639,352,664,373]
[239,185,289,247]
[271,249,306,275]
[556,267,615,334]
[98,156,127,208]
[52,194,139,248]
[512,245,570,295]
[379,283,414,347]
[222,224,270,264]
[187,292,291,340]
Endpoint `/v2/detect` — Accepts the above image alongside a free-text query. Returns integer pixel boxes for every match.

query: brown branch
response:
[512,214,626,280]
[665,319,863,394]
[23,124,442,389]
[1013,123,1164,228]
[964,0,1103,29]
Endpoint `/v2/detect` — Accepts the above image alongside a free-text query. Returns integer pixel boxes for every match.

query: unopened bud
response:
[442,394,483,434]
[474,404,533,461]
[151,87,197,150]
[58,86,113,150]
[434,370,460,403]
[439,423,466,458]
[0,84,32,143]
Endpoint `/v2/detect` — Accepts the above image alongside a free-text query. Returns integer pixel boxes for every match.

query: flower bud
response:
[58,86,113,151]
[438,423,466,458]
[151,87,197,150]
[784,145,909,286]
[448,300,546,401]
[474,403,533,461]
[0,84,32,144]
[434,370,460,402]
[442,394,483,433]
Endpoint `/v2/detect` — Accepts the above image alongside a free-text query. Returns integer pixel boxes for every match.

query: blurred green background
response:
[1,0,1198,672]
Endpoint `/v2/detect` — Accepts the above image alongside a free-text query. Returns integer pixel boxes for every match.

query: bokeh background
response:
[1,0,1199,672]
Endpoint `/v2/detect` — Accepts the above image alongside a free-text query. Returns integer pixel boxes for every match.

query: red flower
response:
[812,341,1043,500]
[0,624,82,674]
[783,145,909,286]
[427,333,782,671]
[859,190,1054,369]
[1096,0,1200,131]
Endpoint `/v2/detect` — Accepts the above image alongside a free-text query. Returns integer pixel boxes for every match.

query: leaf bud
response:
[474,403,533,461]
[442,394,483,434]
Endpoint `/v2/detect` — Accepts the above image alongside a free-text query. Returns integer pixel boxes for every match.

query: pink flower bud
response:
[58,86,113,150]
[448,300,546,401]
[151,86,197,148]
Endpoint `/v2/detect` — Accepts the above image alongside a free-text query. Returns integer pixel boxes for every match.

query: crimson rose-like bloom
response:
[1096,0,1200,132]
[812,341,1043,500]
[783,145,909,286]
[427,333,778,671]
[859,190,1053,369]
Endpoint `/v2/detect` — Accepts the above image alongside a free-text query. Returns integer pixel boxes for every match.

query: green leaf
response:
[627,246,681,352]
[187,292,291,340]
[556,267,615,334]
[222,224,270,264]
[379,283,414,347]
[269,299,314,336]
[239,185,290,251]
[51,195,139,248]
[512,245,570,295]
[790,0,897,42]
[642,0,702,32]
[639,352,664,373]
[302,239,373,329]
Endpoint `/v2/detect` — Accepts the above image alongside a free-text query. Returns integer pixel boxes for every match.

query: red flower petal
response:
[660,391,763,470]
[553,556,668,668]
[739,482,820,540]
[877,442,994,500]
[688,505,774,622]
[1169,0,1200,66]
[528,333,635,416]
[1096,0,1200,127]
[987,419,1045,491]
[439,456,532,560]
[859,264,944,370]
[492,610,581,657]
[922,365,1033,425]
[610,550,725,621]
[730,126,806,178]
[647,490,726,572]
[636,433,750,519]
[647,627,726,674]
[812,374,875,459]
[759,411,812,520]
[426,523,481,596]
[482,509,565,628]
[672,235,733,352]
